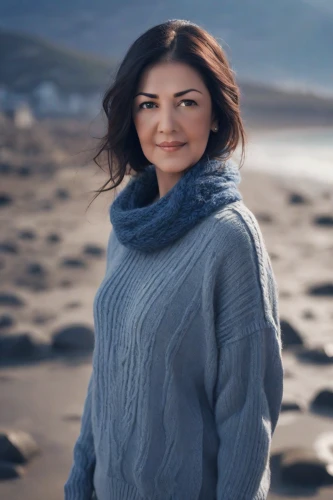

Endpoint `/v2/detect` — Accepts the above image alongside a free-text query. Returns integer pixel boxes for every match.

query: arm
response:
[212,206,284,499]
[64,372,96,500]
[64,228,114,499]
[214,324,283,500]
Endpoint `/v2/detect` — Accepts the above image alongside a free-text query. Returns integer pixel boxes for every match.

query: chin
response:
[154,165,194,178]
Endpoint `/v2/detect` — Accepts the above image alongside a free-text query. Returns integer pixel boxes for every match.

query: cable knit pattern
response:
[64,155,284,500]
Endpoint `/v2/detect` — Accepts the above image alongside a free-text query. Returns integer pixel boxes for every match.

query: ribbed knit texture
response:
[110,155,242,252]
[64,156,284,500]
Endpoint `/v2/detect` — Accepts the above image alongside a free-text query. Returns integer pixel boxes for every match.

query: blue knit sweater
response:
[64,156,284,500]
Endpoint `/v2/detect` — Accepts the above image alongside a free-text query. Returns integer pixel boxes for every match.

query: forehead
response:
[136,61,206,92]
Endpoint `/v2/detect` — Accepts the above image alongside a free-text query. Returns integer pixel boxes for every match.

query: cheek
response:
[186,116,211,139]
[186,109,211,126]
[133,115,150,140]
[133,119,154,153]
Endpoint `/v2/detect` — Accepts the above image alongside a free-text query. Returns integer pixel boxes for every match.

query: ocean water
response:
[237,127,333,184]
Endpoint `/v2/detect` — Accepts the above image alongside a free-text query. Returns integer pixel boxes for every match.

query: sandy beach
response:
[0,119,333,499]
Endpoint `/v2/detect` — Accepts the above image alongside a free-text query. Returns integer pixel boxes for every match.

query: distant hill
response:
[239,81,333,127]
[0,30,115,94]
[0,0,332,96]
[1,28,332,127]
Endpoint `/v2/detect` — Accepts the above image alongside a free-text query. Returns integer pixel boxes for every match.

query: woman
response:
[64,19,284,500]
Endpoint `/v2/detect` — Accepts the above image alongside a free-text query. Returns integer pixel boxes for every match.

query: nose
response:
[157,105,178,133]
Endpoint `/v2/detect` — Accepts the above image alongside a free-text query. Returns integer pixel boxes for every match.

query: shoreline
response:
[247,122,333,134]
[236,124,333,185]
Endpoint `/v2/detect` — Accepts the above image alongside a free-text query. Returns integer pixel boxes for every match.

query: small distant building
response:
[84,92,101,118]
[33,81,63,115]
[67,92,101,117]
[0,81,102,119]
[13,102,35,129]
[68,93,84,114]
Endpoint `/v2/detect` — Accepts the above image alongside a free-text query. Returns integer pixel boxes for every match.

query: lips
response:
[158,141,186,147]
[158,144,186,152]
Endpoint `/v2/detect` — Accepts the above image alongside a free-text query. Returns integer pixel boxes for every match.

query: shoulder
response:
[210,200,270,265]
[209,201,280,340]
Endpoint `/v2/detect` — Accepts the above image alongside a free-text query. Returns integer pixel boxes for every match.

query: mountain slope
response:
[0,30,115,93]
[0,1,332,95]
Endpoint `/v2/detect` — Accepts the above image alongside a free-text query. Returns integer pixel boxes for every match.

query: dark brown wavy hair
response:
[87,19,247,210]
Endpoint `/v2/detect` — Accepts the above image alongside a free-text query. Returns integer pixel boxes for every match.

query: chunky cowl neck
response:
[110,154,243,253]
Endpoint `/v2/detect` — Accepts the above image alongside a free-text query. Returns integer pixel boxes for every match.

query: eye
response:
[179,99,197,107]
[138,99,197,110]
[138,101,156,110]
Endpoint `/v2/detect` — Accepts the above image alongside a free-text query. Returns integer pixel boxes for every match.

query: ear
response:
[210,120,219,132]
[210,111,218,130]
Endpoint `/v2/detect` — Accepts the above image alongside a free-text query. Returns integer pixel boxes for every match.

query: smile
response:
[158,144,186,152]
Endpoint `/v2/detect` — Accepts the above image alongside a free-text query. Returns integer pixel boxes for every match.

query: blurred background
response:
[0,2,333,499]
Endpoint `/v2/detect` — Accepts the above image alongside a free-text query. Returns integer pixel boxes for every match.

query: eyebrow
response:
[134,88,203,98]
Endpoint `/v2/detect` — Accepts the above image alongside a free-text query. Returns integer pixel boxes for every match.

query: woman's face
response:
[132,61,218,175]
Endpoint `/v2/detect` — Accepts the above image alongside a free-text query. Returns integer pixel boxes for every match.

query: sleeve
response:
[212,206,284,499]
[214,325,284,500]
[64,371,96,500]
